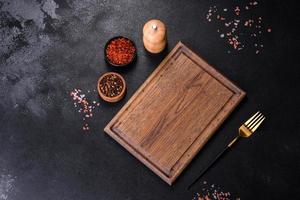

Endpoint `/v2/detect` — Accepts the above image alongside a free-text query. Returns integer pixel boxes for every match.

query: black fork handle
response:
[187,136,240,190]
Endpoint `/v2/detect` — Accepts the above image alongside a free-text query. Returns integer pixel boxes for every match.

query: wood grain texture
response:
[104,42,246,185]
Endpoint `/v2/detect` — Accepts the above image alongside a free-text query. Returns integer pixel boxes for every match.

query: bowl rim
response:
[104,36,137,67]
[97,72,126,102]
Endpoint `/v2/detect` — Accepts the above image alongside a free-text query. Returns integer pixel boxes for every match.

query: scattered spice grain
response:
[206,1,272,54]
[192,181,240,200]
[69,89,100,132]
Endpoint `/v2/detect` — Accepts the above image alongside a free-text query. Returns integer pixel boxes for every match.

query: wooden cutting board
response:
[104,42,245,185]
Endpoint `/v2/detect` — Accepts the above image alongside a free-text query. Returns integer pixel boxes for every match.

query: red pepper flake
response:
[106,37,136,65]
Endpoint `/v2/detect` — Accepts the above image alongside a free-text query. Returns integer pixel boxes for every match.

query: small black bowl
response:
[104,36,137,67]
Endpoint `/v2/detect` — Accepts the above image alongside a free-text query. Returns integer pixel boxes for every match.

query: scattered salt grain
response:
[192,181,240,200]
[69,88,100,132]
[205,0,272,54]
[234,6,240,16]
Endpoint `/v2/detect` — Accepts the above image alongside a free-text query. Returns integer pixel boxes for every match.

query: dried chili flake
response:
[106,37,136,65]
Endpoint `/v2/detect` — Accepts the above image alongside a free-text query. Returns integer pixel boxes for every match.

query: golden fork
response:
[188,111,266,190]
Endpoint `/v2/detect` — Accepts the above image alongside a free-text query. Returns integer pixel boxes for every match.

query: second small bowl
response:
[97,72,126,103]
[104,36,137,67]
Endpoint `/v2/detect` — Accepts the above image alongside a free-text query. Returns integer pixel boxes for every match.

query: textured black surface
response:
[0,0,299,199]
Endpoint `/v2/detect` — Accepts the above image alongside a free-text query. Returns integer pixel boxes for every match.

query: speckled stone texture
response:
[0,0,299,199]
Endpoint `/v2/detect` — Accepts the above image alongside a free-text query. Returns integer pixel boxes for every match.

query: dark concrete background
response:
[0,0,299,199]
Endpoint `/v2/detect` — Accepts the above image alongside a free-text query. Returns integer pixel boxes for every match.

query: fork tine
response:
[245,111,261,127]
[249,114,264,130]
[247,112,263,128]
[244,111,260,126]
[250,116,265,132]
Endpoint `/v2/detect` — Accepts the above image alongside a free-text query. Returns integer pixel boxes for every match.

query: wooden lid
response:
[143,19,166,44]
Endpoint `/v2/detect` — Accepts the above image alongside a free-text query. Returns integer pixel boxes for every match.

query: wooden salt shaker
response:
[143,19,167,53]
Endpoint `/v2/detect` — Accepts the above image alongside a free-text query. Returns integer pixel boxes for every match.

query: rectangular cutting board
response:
[104,42,245,185]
